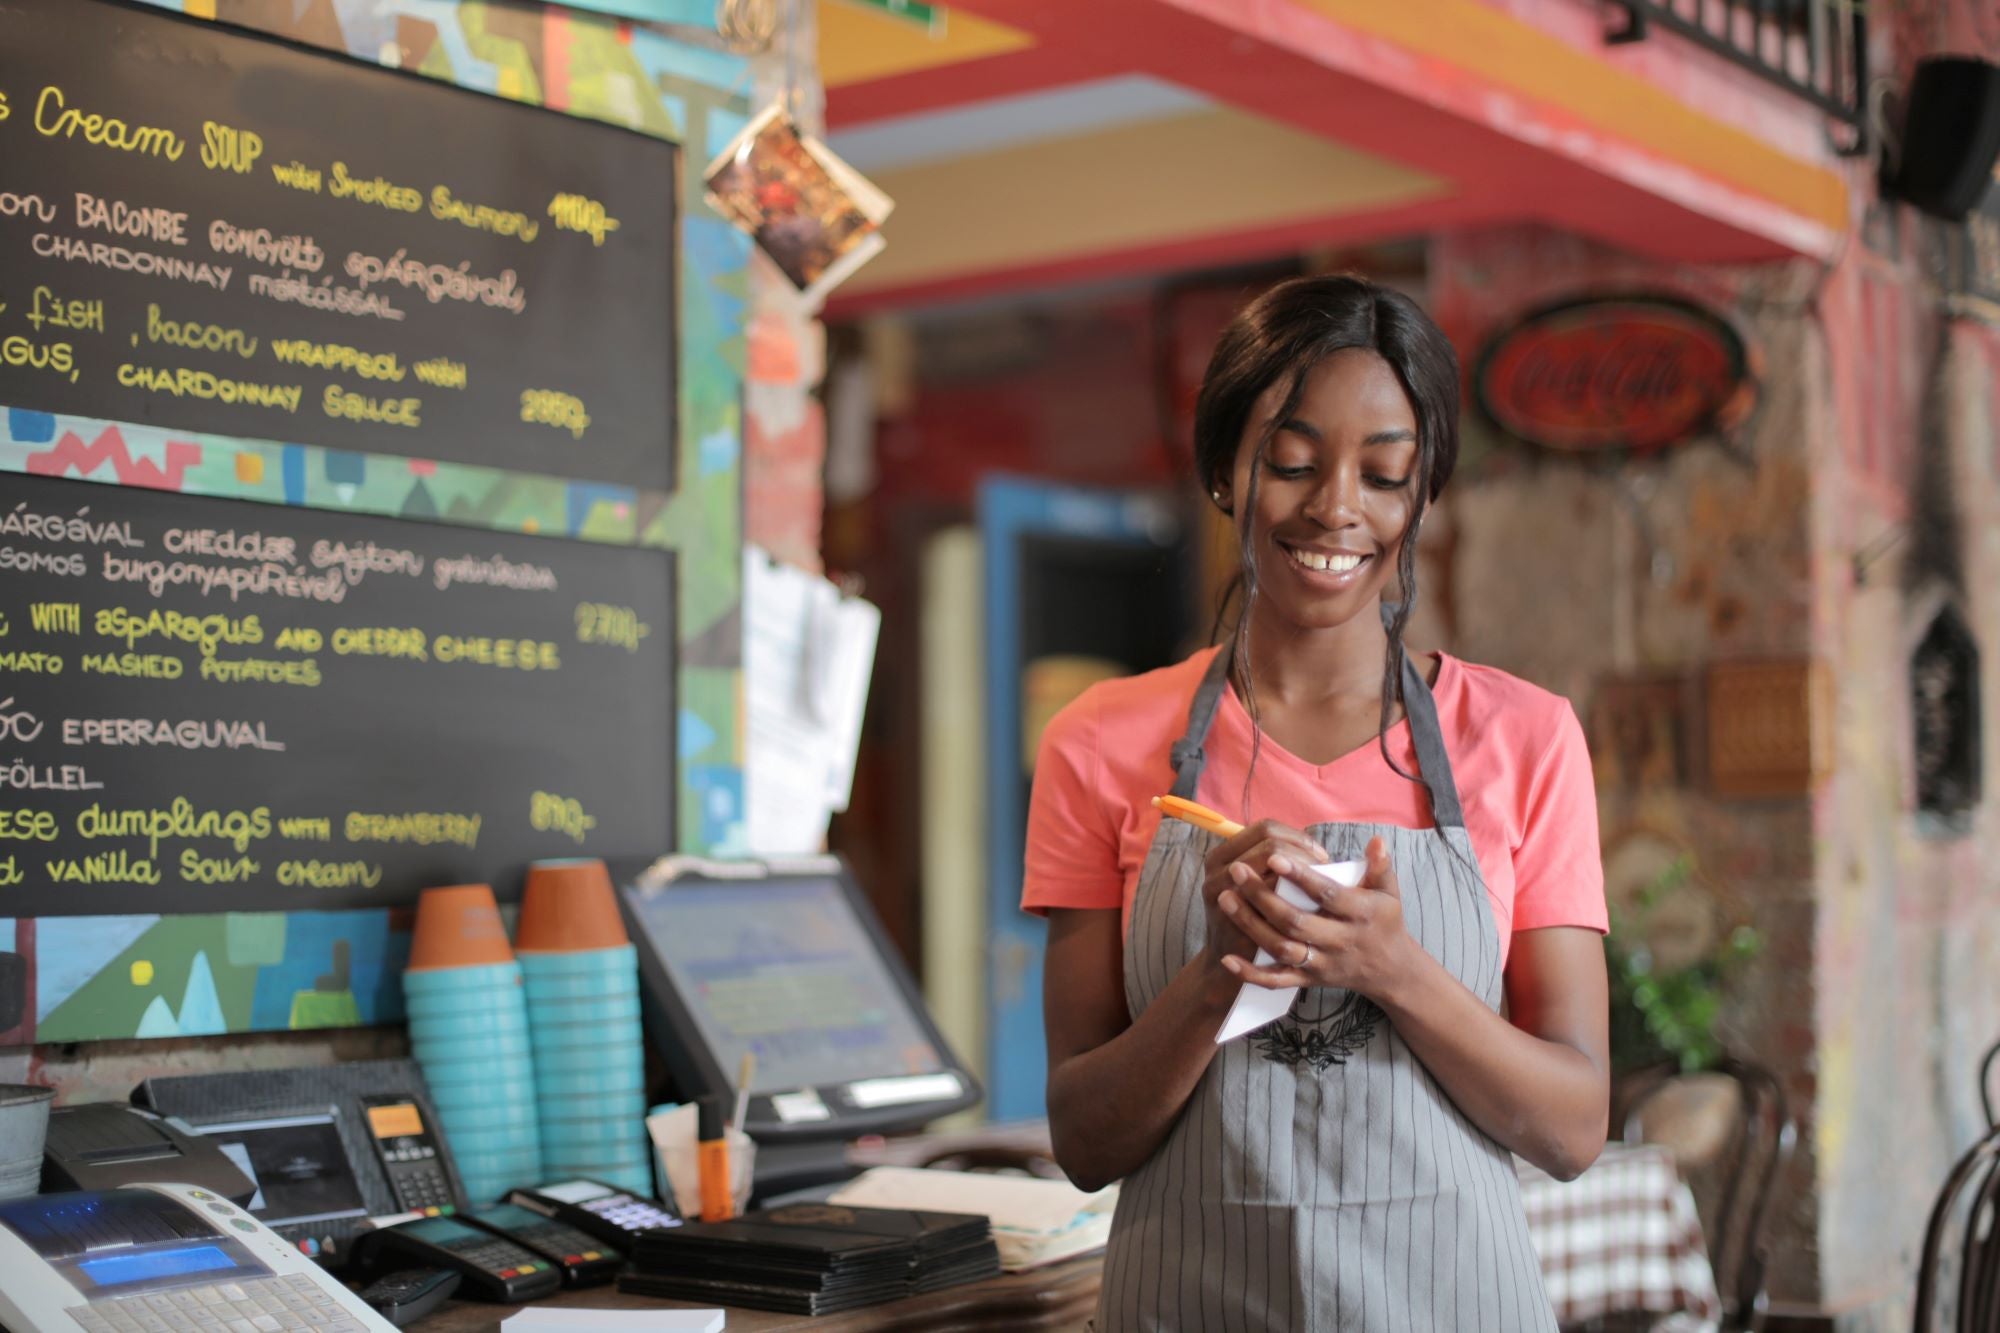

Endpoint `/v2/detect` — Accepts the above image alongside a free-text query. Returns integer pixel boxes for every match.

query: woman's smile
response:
[1277,541,1374,587]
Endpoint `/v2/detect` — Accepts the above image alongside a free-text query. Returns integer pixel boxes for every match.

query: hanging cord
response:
[782,0,801,117]
[1868,75,1901,182]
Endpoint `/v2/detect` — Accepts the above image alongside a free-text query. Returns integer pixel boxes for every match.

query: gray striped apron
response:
[1096,644,1556,1332]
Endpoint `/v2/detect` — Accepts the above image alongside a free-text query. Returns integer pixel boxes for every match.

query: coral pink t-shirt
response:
[1021,648,1606,968]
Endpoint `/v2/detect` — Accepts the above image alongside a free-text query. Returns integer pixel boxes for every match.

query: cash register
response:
[0,1183,396,1333]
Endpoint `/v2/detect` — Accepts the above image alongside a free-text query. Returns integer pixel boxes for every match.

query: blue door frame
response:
[978,476,1185,1123]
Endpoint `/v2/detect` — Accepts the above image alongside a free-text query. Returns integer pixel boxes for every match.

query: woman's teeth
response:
[1285,546,1366,574]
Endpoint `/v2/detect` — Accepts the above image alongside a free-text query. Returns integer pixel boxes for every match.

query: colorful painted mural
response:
[0,0,750,1043]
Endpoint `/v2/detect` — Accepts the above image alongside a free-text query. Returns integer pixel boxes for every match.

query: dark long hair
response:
[1193,275,1460,816]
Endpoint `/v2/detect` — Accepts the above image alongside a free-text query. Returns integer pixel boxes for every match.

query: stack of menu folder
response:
[619,1204,1002,1315]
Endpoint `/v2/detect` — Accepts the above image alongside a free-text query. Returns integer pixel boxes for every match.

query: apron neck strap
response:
[1399,648,1464,829]
[1168,643,1235,799]
[1168,624,1467,830]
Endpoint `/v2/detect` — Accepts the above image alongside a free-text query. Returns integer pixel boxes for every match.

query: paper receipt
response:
[1215,859,1368,1044]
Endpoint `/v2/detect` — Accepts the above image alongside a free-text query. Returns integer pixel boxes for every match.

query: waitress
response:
[1023,275,1609,1331]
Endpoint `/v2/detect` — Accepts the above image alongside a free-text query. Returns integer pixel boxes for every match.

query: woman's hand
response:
[1199,819,1328,977]
[1215,834,1420,1002]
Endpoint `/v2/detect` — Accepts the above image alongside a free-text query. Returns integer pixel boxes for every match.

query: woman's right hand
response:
[1198,818,1329,974]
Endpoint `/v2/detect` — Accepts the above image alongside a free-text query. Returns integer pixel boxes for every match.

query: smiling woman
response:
[1197,280,1453,801]
[1023,275,1610,1332]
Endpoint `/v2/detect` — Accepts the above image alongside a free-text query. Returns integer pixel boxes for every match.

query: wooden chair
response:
[1912,1035,2000,1332]
[1912,1121,2000,1332]
[1981,1036,1998,1129]
[1614,1058,1797,1333]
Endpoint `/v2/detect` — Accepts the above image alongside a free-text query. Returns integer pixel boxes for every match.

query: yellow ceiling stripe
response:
[845,104,1449,293]
[1292,0,1846,229]
[817,0,1035,89]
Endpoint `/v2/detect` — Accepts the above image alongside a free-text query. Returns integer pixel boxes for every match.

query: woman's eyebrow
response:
[1275,421,1416,446]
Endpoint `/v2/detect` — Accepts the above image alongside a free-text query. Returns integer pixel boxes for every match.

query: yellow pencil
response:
[1151,794,1245,839]
[732,1051,756,1134]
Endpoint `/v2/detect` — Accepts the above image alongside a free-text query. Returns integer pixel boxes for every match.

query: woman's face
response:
[1215,348,1422,634]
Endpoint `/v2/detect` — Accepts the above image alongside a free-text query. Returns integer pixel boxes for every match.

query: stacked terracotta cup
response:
[515,859,651,1194]
[402,884,543,1203]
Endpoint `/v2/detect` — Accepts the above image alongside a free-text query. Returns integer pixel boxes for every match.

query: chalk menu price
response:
[0,473,675,916]
[0,0,677,491]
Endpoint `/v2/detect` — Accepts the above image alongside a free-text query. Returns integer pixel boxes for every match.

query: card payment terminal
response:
[461,1203,622,1287]
[0,1182,395,1333]
[346,1215,562,1302]
[504,1179,681,1250]
[357,1096,453,1213]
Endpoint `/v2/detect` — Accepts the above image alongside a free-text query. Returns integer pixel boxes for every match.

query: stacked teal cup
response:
[402,883,542,1204]
[515,860,652,1195]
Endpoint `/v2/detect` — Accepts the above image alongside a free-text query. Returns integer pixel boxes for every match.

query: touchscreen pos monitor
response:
[617,858,980,1190]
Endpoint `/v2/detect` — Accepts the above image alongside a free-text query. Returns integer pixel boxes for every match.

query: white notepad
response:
[831,1166,1117,1271]
[503,1310,723,1333]
[1215,860,1367,1044]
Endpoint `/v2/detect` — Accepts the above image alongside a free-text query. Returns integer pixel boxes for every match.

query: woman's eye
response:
[1366,474,1412,490]
[1264,462,1312,480]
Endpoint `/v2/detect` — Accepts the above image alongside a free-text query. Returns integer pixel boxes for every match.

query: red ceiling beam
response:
[824,0,1837,307]
[826,44,1111,128]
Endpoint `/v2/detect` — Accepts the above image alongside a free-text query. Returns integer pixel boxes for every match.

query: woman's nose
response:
[1302,468,1361,529]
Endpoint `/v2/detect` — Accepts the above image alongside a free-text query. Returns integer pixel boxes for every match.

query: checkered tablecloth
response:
[1518,1143,1724,1331]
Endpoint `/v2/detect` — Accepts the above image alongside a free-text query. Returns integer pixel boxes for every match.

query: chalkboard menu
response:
[0,473,676,916]
[0,0,678,490]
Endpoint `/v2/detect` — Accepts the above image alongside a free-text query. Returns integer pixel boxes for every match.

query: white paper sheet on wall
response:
[744,547,881,856]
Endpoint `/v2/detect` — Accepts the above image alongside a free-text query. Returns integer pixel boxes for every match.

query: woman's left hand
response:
[1215,834,1420,1002]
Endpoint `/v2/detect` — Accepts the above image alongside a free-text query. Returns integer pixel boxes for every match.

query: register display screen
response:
[0,1191,267,1298]
[630,877,944,1093]
[537,1179,613,1204]
[202,1115,369,1229]
[79,1246,235,1288]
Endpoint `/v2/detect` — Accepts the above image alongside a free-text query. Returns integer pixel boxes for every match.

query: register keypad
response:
[584,1195,677,1236]
[450,1236,538,1274]
[67,1273,365,1333]
[378,1146,451,1211]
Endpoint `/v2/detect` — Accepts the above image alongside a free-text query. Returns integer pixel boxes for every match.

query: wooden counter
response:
[409,1255,1102,1332]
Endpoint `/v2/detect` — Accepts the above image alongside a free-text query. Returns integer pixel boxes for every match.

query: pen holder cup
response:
[648,1105,754,1219]
[0,1084,54,1202]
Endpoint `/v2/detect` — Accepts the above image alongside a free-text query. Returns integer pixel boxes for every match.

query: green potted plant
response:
[1601,835,1762,1074]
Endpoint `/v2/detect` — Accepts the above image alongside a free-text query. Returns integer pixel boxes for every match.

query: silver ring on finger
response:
[1300,945,1314,969]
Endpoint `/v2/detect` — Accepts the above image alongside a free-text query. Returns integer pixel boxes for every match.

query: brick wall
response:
[1430,218,2000,1327]
[1427,222,1830,1304]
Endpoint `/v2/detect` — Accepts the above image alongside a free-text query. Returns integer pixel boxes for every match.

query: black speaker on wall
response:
[1888,56,2000,221]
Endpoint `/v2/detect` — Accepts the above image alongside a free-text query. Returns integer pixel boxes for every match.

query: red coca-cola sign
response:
[1474,295,1756,454]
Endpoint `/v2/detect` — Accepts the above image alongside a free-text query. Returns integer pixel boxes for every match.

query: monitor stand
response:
[749,1137,859,1201]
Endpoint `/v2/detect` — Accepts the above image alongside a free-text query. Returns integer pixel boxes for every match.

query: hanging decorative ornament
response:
[716,0,777,53]
[702,0,894,307]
